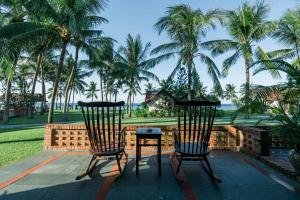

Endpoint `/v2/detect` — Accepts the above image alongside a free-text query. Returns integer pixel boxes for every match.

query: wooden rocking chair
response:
[76,101,127,180]
[172,100,221,183]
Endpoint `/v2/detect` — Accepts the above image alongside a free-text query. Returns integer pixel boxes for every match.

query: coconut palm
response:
[62,3,108,120]
[17,0,107,123]
[117,34,159,117]
[152,4,223,100]
[68,66,92,111]
[224,84,237,109]
[145,82,154,92]
[88,40,118,101]
[0,0,26,124]
[202,1,274,117]
[86,81,99,101]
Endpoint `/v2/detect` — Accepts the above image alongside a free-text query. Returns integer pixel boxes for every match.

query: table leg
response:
[139,140,142,161]
[158,136,161,176]
[136,136,139,176]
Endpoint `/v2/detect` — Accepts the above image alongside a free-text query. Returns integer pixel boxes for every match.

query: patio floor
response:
[1,150,300,200]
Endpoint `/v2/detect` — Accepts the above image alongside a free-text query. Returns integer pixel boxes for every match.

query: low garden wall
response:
[44,124,272,156]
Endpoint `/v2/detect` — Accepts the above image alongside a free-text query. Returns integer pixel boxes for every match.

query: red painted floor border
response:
[171,156,198,200]
[0,152,67,190]
[238,155,300,196]
[95,154,127,200]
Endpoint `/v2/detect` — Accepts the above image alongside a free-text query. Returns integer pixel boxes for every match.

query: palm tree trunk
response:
[72,90,75,110]
[67,88,72,112]
[245,60,250,119]
[59,95,62,110]
[114,93,117,102]
[105,83,108,102]
[48,41,68,123]
[126,93,130,114]
[3,57,17,124]
[63,45,79,120]
[129,91,132,117]
[55,95,58,110]
[28,54,42,119]
[100,72,104,101]
[3,78,12,124]
[187,62,192,100]
[40,64,46,115]
[132,95,135,115]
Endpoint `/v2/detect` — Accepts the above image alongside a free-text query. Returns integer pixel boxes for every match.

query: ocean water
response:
[54,103,237,111]
[132,103,236,111]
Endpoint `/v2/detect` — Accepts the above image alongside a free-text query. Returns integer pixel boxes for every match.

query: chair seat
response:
[175,141,210,155]
[90,141,125,156]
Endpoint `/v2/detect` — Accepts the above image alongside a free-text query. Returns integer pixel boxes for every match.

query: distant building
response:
[144,89,176,112]
[0,93,48,119]
[144,90,162,112]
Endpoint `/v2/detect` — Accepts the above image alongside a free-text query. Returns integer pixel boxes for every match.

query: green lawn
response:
[2,110,84,125]
[0,126,44,167]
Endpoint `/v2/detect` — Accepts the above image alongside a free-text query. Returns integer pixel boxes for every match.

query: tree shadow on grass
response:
[0,138,43,144]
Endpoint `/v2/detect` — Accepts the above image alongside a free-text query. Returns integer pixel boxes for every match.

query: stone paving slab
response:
[0,151,57,183]
[0,150,300,200]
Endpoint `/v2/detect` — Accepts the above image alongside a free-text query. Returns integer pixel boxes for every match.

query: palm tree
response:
[202,1,273,117]
[152,4,223,100]
[19,0,107,123]
[88,41,114,101]
[39,51,58,115]
[0,0,26,124]
[117,34,159,117]
[69,62,92,109]
[86,81,99,101]
[62,2,108,120]
[224,84,237,110]
[145,82,154,92]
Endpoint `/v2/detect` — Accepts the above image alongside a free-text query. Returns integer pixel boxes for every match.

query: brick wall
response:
[44,124,271,155]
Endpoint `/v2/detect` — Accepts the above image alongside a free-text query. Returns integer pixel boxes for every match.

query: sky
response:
[39,0,300,103]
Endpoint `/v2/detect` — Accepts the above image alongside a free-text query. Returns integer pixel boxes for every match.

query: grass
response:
[2,110,84,125]
[0,126,44,167]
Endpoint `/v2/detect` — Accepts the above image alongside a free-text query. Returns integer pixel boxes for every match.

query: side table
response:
[136,128,162,176]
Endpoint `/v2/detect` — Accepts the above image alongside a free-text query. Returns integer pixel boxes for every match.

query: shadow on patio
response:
[1,150,300,200]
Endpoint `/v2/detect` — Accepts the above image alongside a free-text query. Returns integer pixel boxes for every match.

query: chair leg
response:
[76,155,99,180]
[114,151,128,181]
[171,152,176,160]
[176,155,183,174]
[116,154,122,174]
[203,155,221,183]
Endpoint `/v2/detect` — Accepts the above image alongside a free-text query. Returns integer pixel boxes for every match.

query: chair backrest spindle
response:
[175,100,220,154]
[78,101,125,154]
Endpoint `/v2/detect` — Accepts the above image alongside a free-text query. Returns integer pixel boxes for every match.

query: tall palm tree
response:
[145,82,154,92]
[224,84,237,109]
[68,66,92,110]
[0,0,26,124]
[19,0,107,123]
[152,4,223,100]
[117,34,159,117]
[202,1,273,117]
[86,81,99,101]
[62,2,108,120]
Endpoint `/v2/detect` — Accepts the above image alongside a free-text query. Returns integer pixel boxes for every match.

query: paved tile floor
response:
[0,150,300,200]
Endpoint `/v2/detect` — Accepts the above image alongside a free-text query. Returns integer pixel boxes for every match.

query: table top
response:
[136,128,162,135]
